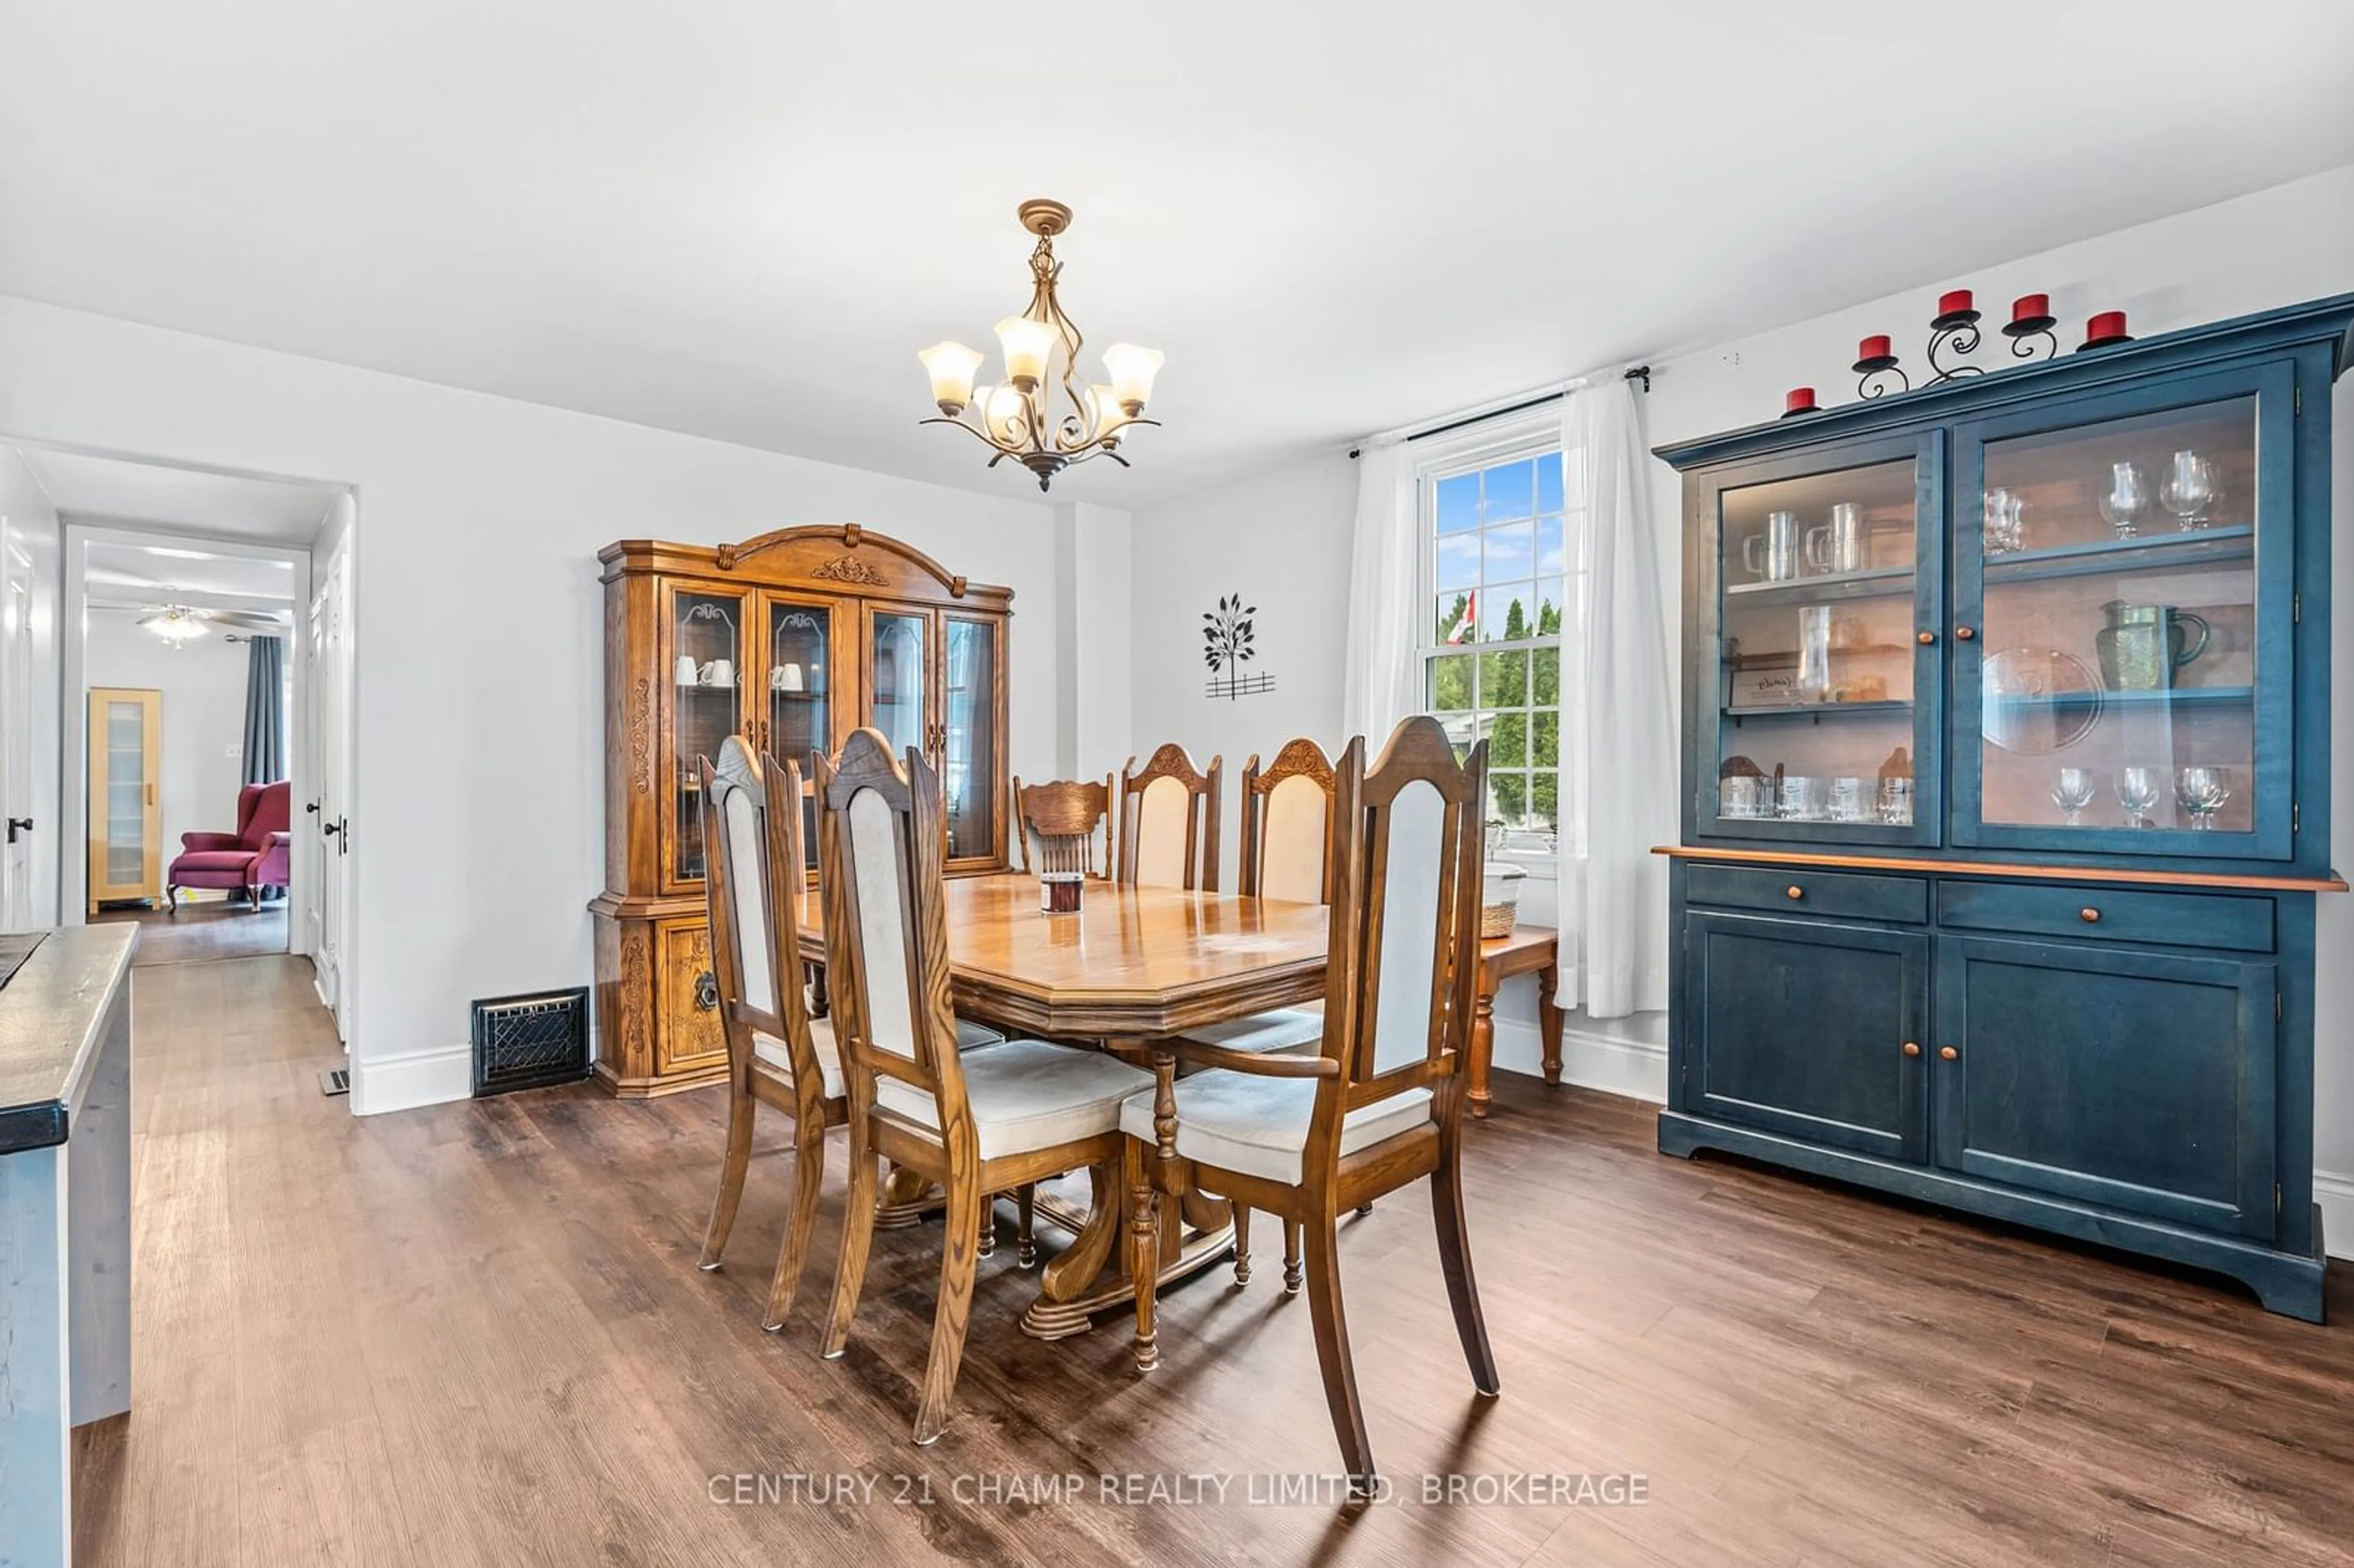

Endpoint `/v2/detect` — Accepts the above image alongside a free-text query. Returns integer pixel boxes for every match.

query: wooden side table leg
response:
[1469,980,1496,1120]
[1537,959,1564,1087]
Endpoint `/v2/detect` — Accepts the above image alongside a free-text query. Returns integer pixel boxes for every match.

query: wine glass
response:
[2099,461,2150,540]
[2161,449,2219,531]
[2175,766,2231,832]
[2051,767,2098,828]
[2116,766,2162,829]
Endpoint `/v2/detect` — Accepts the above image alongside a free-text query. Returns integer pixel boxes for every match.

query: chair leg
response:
[164,886,178,916]
[1302,1213,1376,1490]
[1125,1137,1159,1372]
[1282,1217,1304,1295]
[762,1115,828,1330]
[1232,1204,1252,1285]
[696,1076,756,1271]
[911,1175,984,1446]
[821,1129,880,1360]
[977,1193,997,1260]
[1015,1183,1038,1269]
[1432,1132,1501,1395]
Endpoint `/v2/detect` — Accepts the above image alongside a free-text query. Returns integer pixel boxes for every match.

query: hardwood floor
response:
[92,899,288,966]
[73,955,2354,1567]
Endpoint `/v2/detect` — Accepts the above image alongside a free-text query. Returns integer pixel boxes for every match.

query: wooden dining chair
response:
[1178,737,1341,1287]
[1011,774,1115,878]
[1116,743,1221,891]
[693,737,846,1331]
[814,728,1157,1445]
[1121,717,1498,1490]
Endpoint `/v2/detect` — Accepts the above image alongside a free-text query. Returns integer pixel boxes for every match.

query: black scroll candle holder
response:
[1853,334,1909,401]
[2002,292,2059,363]
[1925,291,1985,384]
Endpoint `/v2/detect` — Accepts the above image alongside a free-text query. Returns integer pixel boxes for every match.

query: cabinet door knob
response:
[1785,885,1804,900]
[2079,906,2101,923]
[1954,625,1976,641]
[1938,1045,1959,1061]
[1902,1041,1921,1057]
[1916,630,1937,646]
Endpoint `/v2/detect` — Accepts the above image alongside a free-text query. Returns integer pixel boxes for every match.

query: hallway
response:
[91,902,288,967]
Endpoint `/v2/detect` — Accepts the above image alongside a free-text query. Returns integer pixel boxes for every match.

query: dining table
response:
[790,871,1554,1338]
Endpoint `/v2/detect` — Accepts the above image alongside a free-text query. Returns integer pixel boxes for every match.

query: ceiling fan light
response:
[140,606,211,642]
[995,316,1057,394]
[916,341,985,416]
[1101,343,1164,415]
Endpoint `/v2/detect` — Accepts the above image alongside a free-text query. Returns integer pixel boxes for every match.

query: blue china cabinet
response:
[1655,294,2354,1320]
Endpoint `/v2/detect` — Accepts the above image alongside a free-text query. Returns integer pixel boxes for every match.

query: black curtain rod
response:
[1350,365,1648,458]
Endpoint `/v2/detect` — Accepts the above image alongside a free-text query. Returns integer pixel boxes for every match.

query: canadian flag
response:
[1444,589,1477,645]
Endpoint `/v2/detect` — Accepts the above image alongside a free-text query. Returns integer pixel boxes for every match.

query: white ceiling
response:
[82,539,295,609]
[2,2,2348,508]
[18,449,341,543]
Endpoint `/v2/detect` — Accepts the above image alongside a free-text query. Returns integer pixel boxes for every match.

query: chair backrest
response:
[1238,739,1338,904]
[1013,774,1114,878]
[1116,743,1221,891]
[233,781,291,848]
[700,737,823,1092]
[813,729,976,1150]
[1312,717,1488,1152]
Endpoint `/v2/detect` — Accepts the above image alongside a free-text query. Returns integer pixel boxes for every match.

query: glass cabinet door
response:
[1954,367,2291,859]
[763,598,832,874]
[942,615,1000,866]
[1702,436,1942,845]
[666,585,748,886]
[867,607,931,759]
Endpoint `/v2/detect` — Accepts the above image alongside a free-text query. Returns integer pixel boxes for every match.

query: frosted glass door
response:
[88,688,162,909]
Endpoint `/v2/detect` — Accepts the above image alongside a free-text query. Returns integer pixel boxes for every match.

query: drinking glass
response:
[1778,775,1826,821]
[1878,777,1914,826]
[1829,777,1871,823]
[2051,767,2098,828]
[2098,461,2150,540]
[2175,766,2231,831]
[2116,766,2162,829]
[1742,510,1804,582]
[1983,488,2027,555]
[2161,449,2219,531]
[1720,775,1766,820]
[1796,606,1834,702]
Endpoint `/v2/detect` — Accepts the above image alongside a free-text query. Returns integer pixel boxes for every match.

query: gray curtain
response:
[242,634,286,785]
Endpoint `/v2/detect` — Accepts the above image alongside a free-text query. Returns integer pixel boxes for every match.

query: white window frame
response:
[1412,416,1574,878]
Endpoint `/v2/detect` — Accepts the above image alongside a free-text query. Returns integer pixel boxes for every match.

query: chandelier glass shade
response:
[140,605,211,643]
[917,199,1162,491]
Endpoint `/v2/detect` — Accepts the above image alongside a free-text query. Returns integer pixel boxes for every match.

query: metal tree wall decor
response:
[1202,592,1275,699]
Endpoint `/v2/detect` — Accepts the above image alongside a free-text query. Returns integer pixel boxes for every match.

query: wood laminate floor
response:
[71,955,2354,1567]
[92,899,288,966]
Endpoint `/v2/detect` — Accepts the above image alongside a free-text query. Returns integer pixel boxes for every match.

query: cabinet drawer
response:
[1937,881,2274,953]
[1686,864,1928,924]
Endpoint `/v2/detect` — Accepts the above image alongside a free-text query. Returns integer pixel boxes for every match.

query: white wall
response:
[0,447,61,927]
[1052,500,1135,783]
[1127,163,2354,1234]
[83,608,269,895]
[0,295,1070,1113]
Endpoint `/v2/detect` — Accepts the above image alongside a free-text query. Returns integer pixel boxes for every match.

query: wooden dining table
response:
[793,872,1332,1336]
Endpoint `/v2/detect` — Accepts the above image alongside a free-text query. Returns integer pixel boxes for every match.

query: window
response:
[1422,444,1573,848]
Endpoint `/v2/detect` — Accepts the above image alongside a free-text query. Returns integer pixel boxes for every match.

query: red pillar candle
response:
[1938,289,1975,319]
[2084,310,2129,343]
[1857,333,1893,362]
[1784,386,1818,415]
[2011,293,2051,325]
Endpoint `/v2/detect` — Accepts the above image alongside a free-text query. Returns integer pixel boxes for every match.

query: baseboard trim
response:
[1490,1016,1669,1105]
[350,1044,470,1116]
[2315,1169,2354,1261]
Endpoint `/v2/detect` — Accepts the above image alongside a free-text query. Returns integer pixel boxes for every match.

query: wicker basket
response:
[1478,863,1526,938]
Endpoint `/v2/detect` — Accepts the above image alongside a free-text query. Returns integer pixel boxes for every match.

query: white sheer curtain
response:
[1558,376,1675,1018]
[1341,436,1420,744]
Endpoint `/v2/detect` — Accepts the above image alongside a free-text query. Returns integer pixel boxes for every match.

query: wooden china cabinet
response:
[589,525,1011,1095]
[1656,294,2353,1320]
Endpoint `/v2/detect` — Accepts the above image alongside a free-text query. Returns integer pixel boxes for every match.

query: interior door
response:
[307,546,352,1035]
[0,522,35,930]
[86,688,162,910]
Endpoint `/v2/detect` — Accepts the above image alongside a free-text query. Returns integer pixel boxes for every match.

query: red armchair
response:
[166,781,291,913]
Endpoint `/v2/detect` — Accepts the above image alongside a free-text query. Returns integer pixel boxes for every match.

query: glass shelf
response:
[1724,566,1914,606]
[1983,523,2253,584]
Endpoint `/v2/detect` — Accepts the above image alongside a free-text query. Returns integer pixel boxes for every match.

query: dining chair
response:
[815,728,1157,1445]
[1116,742,1221,891]
[1011,774,1115,878]
[1121,717,1498,1490]
[693,738,845,1331]
[1177,737,1341,1288]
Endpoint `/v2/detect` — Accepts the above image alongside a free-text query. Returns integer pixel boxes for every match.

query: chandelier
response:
[916,199,1164,492]
[139,605,211,643]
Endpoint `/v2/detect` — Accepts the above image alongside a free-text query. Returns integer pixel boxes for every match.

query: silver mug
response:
[1743,510,1803,582]
[1806,503,1868,575]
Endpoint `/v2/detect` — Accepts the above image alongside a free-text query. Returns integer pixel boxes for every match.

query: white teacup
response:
[674,653,699,687]
[700,658,734,688]
[773,663,804,693]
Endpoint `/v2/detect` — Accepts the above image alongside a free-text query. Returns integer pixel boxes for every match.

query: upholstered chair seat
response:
[752,1016,846,1100]
[1116,1070,1430,1186]
[1179,1002,1324,1055]
[878,1040,1151,1160]
[954,1018,1007,1049]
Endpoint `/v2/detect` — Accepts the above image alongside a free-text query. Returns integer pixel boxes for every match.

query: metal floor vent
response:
[319,1067,349,1097]
[471,986,592,1097]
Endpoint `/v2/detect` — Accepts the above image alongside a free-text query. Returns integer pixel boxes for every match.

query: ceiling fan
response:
[136,604,288,643]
